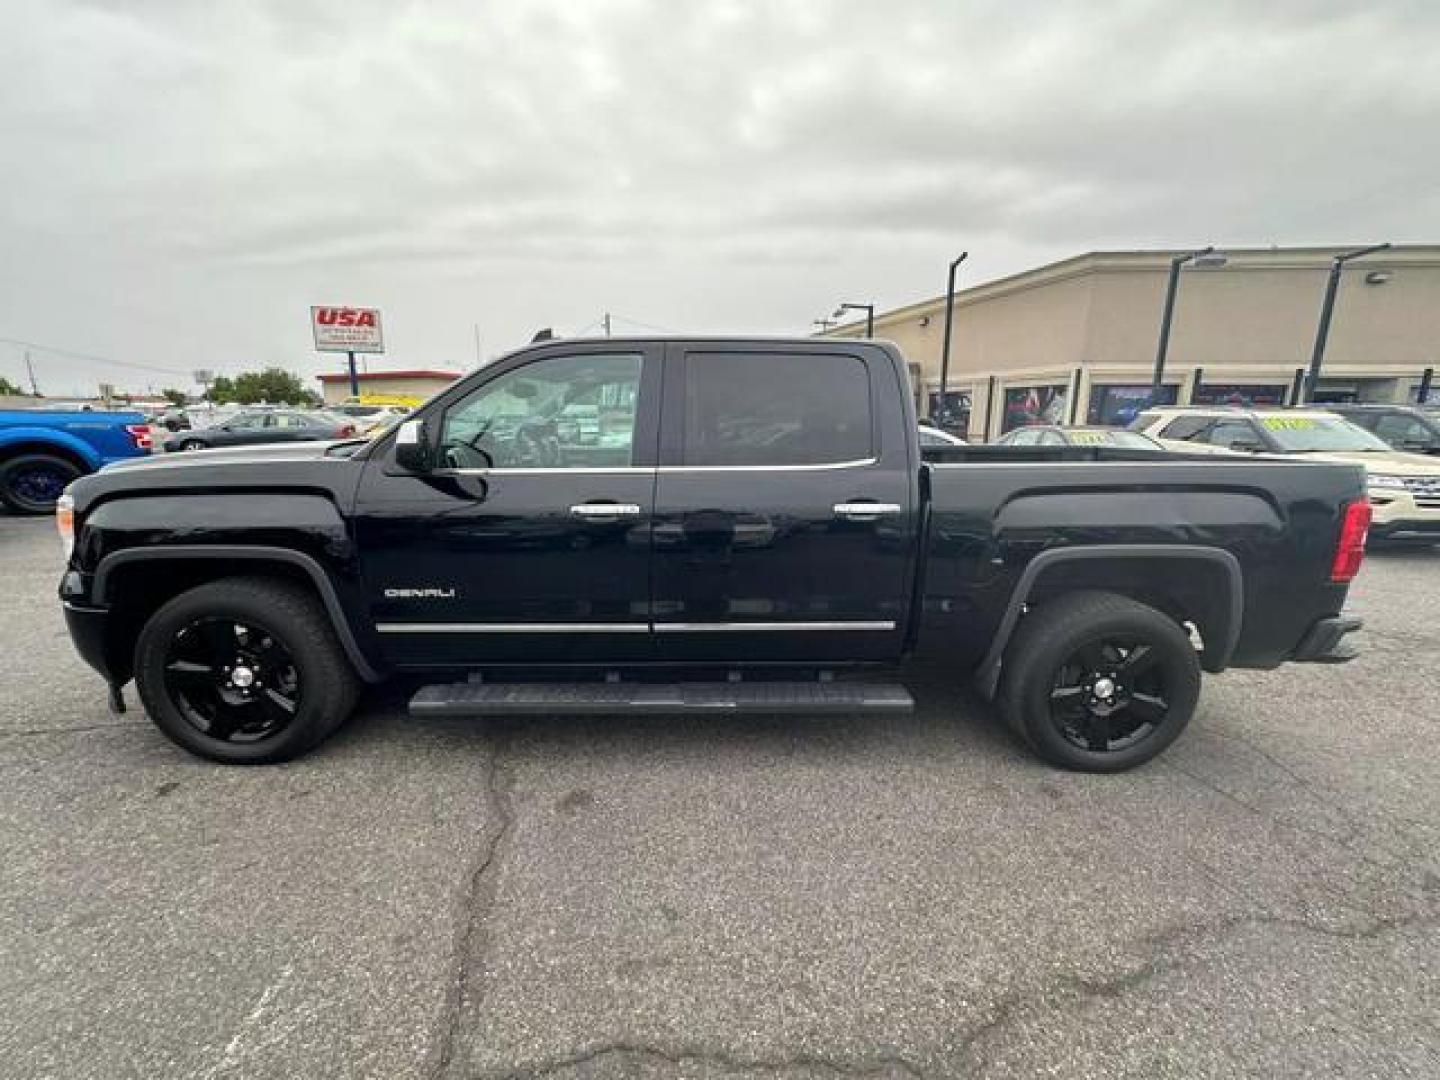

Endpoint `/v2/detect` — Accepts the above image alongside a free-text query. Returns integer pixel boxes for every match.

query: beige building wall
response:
[827,245,1440,439]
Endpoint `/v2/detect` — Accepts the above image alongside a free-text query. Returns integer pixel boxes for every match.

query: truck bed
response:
[915,450,1366,674]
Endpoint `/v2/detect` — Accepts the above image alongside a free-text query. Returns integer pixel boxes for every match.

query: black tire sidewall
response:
[0,454,82,514]
[1009,599,1200,773]
[135,583,351,764]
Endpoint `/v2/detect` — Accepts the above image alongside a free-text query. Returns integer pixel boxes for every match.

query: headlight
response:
[1366,474,1407,490]
[55,490,75,559]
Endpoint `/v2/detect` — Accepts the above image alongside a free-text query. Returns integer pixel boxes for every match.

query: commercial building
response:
[316,368,463,407]
[823,245,1440,440]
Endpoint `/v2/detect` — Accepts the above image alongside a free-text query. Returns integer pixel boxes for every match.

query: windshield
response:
[1259,415,1394,452]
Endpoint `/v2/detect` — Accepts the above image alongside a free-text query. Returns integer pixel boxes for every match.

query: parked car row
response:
[1,402,401,512]
[161,409,359,452]
[919,401,1439,548]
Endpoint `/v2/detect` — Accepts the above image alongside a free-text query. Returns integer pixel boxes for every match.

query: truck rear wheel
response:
[133,577,359,765]
[0,453,82,514]
[998,591,1200,773]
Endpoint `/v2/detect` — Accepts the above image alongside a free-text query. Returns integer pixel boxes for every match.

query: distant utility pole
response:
[812,318,836,333]
[603,312,612,337]
[473,324,483,366]
[24,350,39,396]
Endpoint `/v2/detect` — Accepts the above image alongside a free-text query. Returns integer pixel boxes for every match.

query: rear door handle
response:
[834,502,903,519]
[570,502,643,518]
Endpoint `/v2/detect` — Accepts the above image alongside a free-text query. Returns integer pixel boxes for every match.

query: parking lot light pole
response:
[834,303,875,337]
[347,351,359,398]
[1302,243,1392,403]
[1151,246,1216,405]
[938,251,969,414]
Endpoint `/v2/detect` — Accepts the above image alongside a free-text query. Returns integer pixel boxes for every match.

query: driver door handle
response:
[570,502,642,518]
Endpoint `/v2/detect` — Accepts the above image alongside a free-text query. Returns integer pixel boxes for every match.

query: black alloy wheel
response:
[134,577,359,764]
[163,617,301,743]
[998,591,1201,772]
[1047,639,1170,753]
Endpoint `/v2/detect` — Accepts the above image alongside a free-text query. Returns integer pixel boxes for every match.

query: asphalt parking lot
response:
[1,513,1436,1079]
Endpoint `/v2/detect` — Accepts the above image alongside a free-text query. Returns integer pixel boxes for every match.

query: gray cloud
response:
[1,0,1437,394]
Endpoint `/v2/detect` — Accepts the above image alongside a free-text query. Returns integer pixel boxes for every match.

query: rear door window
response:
[681,352,872,466]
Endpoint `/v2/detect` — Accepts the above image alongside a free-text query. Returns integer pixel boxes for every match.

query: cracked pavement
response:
[1,515,1436,1078]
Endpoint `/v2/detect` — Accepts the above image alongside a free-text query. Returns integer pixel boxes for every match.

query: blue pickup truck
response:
[0,408,152,513]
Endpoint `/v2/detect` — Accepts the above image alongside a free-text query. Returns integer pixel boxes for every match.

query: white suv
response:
[1132,406,1440,545]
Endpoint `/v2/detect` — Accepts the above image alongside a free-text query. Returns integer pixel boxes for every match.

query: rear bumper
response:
[1290,615,1363,664]
[63,601,118,682]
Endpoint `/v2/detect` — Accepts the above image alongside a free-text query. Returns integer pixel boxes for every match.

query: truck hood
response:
[1297,449,1440,475]
[100,440,352,472]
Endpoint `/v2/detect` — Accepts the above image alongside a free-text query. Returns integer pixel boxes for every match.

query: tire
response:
[0,453,83,514]
[997,591,1201,773]
[134,577,360,765]
[179,439,207,452]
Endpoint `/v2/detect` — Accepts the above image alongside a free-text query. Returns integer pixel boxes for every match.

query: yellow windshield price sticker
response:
[1261,417,1317,431]
[1070,431,1108,444]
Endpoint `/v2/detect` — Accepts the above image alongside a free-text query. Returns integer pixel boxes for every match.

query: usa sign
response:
[310,306,385,353]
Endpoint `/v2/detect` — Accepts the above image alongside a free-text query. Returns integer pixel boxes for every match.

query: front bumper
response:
[1290,615,1363,664]
[62,601,118,682]
[1368,491,1440,542]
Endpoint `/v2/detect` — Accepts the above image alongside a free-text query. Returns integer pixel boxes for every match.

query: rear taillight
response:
[1331,500,1372,583]
[338,424,356,438]
[124,423,153,450]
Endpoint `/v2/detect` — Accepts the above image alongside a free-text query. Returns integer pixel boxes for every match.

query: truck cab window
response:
[439,352,643,469]
[682,352,871,466]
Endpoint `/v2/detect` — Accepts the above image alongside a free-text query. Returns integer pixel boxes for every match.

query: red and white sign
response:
[310,306,385,353]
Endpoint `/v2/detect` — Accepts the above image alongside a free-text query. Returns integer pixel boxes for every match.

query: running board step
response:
[409,680,914,717]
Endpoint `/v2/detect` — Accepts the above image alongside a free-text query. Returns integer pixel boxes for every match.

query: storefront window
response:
[1191,383,1286,407]
[926,390,971,433]
[1086,384,1176,426]
[1002,385,1068,433]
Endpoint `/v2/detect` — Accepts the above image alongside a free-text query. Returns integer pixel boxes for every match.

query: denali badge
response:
[384,587,457,599]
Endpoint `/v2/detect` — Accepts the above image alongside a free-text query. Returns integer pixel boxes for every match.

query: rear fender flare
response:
[974,544,1243,699]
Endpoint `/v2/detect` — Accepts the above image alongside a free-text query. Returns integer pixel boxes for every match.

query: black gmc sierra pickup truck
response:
[57,338,1369,771]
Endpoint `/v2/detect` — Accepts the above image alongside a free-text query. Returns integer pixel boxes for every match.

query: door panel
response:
[353,345,661,667]
[649,344,914,663]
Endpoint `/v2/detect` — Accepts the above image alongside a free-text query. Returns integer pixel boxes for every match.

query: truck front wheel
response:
[998,591,1200,773]
[133,577,360,765]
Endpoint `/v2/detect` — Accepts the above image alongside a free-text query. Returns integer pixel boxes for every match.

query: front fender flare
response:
[92,545,384,683]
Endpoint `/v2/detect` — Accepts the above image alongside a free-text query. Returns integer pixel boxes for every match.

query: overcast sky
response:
[2,0,1437,396]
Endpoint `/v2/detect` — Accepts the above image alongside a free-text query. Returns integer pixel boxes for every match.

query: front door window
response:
[440,352,643,470]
